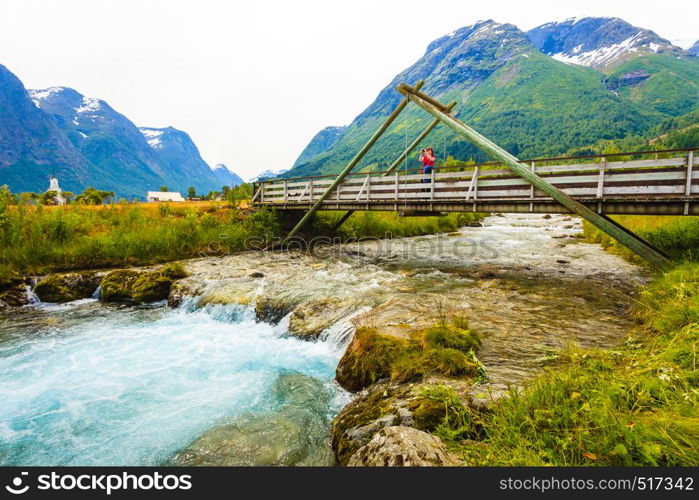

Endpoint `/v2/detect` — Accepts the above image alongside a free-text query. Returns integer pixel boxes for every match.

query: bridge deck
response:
[253,151,698,216]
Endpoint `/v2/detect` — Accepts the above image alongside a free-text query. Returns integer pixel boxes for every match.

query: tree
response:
[187,186,196,199]
[40,190,59,205]
[160,186,169,192]
[75,187,115,205]
[21,192,38,204]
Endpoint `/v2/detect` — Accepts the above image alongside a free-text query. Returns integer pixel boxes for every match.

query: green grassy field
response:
[0,186,482,281]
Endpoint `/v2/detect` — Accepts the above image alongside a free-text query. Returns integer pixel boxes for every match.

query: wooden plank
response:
[686,152,694,196]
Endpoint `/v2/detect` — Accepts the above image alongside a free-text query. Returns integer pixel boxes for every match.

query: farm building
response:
[146,191,185,202]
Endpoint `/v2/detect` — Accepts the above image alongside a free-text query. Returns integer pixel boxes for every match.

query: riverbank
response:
[430,216,699,466]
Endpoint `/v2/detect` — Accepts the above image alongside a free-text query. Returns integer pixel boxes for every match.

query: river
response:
[0,213,646,465]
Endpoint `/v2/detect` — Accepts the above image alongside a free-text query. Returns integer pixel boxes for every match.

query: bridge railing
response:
[252,148,698,206]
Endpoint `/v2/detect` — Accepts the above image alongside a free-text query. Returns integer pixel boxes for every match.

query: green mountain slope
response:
[287,19,698,178]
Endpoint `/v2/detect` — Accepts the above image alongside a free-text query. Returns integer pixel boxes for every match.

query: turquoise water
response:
[0,299,348,465]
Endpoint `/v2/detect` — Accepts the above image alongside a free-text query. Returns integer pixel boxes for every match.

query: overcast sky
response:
[0,0,696,180]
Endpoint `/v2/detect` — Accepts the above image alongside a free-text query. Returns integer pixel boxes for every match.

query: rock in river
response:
[33,271,101,303]
[347,426,458,466]
[171,373,337,466]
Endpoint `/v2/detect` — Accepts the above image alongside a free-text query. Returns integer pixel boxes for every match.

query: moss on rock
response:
[100,263,188,304]
[131,273,173,303]
[336,323,482,393]
[335,328,411,392]
[34,272,101,303]
[100,270,144,302]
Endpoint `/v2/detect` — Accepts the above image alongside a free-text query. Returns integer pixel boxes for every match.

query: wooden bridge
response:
[252,148,698,217]
[253,81,697,270]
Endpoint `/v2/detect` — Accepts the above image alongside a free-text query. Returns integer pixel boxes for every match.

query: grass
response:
[417,217,699,466]
[0,197,283,280]
[583,215,699,264]
[310,211,484,240]
[0,184,484,282]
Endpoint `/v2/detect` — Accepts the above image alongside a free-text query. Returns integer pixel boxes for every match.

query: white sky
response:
[0,0,696,180]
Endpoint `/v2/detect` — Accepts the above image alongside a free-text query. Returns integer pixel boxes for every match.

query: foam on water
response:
[0,301,348,466]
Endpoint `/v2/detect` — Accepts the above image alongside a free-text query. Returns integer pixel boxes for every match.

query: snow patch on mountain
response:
[140,128,164,149]
[28,87,63,107]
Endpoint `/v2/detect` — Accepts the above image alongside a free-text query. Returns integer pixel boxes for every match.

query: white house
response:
[146,191,185,202]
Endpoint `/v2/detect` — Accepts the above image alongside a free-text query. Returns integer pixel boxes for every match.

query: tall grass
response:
[583,215,699,264]
[311,211,484,240]
[0,188,483,280]
[0,200,281,280]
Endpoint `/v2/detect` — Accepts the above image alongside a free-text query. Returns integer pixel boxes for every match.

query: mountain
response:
[0,64,241,198]
[29,86,167,196]
[688,41,699,56]
[527,17,686,69]
[0,66,93,194]
[287,18,698,178]
[212,163,243,187]
[138,126,225,193]
[249,169,289,182]
[292,125,347,168]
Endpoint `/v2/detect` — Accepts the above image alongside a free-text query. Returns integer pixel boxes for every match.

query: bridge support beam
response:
[285,80,425,240]
[396,83,672,270]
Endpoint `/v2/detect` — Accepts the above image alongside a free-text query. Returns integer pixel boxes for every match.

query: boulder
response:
[0,272,28,308]
[167,279,204,308]
[33,271,101,303]
[131,273,172,303]
[254,295,297,324]
[0,285,29,308]
[100,270,144,302]
[171,374,336,466]
[288,297,361,340]
[100,264,188,304]
[347,426,459,466]
[335,328,411,392]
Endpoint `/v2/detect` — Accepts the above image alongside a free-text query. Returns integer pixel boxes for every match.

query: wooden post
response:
[397,83,672,270]
[283,180,288,203]
[366,175,371,201]
[309,179,314,203]
[596,157,606,199]
[394,171,399,200]
[430,168,435,200]
[529,162,535,212]
[686,151,694,196]
[286,80,426,239]
[685,151,694,215]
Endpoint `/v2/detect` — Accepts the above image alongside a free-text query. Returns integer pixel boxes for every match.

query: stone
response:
[33,271,101,303]
[331,382,417,465]
[288,297,361,340]
[249,272,265,278]
[167,279,203,308]
[347,426,459,466]
[171,374,336,466]
[0,285,29,308]
[131,273,173,303]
